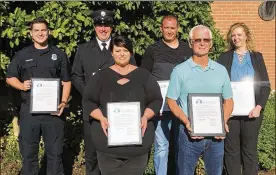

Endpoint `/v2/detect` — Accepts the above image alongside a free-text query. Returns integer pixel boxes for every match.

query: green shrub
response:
[258,92,276,170]
[0,1,225,79]
[1,126,21,167]
[0,123,45,174]
[1,96,275,174]
[144,147,155,175]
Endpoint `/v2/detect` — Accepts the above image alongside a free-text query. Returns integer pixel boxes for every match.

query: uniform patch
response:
[51,54,57,60]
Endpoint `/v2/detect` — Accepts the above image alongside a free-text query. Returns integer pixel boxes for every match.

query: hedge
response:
[1,93,275,174]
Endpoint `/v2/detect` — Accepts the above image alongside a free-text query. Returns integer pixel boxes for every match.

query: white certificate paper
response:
[157,80,170,113]
[107,102,142,146]
[188,94,225,137]
[231,81,255,116]
[30,78,60,113]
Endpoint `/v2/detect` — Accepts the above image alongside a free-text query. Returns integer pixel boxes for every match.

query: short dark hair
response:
[161,15,179,26]
[30,17,49,30]
[110,35,133,55]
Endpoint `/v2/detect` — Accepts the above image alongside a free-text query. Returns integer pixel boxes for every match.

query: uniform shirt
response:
[167,58,233,117]
[141,40,193,81]
[6,44,71,103]
[82,67,162,156]
[96,37,111,50]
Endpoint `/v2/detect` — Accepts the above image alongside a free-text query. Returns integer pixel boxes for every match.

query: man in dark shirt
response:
[140,15,192,175]
[6,17,71,175]
[71,10,136,175]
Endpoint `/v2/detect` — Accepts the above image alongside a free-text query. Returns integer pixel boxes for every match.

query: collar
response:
[161,39,179,49]
[96,37,111,50]
[187,57,215,70]
[27,44,52,54]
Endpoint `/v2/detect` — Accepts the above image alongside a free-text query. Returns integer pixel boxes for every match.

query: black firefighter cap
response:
[92,10,114,25]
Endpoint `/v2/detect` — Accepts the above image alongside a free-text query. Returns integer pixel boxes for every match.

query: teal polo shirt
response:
[166,57,233,117]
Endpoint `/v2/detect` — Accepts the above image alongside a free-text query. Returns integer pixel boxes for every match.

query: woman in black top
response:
[82,35,162,175]
[217,22,271,175]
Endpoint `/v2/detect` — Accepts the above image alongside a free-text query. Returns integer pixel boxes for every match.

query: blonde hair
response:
[226,22,255,51]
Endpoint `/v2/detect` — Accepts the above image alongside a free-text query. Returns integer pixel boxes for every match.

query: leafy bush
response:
[0,1,225,79]
[1,94,275,174]
[144,147,155,175]
[0,123,45,175]
[258,92,276,170]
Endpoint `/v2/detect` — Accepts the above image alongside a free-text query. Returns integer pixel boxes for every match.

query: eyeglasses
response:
[191,38,212,44]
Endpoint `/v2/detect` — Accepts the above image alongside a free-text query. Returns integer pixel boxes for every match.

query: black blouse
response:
[82,67,162,156]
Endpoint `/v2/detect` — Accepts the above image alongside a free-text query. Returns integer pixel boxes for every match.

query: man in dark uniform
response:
[71,9,136,175]
[140,15,192,175]
[6,17,71,175]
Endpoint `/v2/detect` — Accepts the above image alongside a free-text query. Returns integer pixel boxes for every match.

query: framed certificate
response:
[157,80,170,113]
[188,93,225,137]
[30,78,60,113]
[231,81,255,116]
[107,102,142,147]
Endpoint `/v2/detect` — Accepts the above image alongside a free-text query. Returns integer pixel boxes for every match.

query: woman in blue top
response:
[218,22,271,175]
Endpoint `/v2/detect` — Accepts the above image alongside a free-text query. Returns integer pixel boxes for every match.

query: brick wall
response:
[211,1,275,90]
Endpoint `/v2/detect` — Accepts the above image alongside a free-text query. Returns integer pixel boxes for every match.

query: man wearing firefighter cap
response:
[71,9,136,175]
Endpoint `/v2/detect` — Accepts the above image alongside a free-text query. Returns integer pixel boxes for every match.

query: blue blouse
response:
[231,51,255,82]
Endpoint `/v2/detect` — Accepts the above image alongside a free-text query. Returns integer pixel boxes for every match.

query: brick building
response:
[211,1,275,90]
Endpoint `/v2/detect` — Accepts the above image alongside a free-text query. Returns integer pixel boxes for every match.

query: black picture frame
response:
[30,78,60,114]
[188,93,225,137]
[107,102,142,147]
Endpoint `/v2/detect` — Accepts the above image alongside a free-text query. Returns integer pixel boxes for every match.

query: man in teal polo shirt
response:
[166,25,234,175]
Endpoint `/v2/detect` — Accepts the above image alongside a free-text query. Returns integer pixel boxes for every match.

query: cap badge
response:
[51,54,57,60]
[101,11,106,17]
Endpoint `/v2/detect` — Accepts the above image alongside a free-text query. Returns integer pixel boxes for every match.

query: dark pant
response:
[19,105,64,175]
[96,151,148,175]
[83,120,100,175]
[224,116,263,175]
